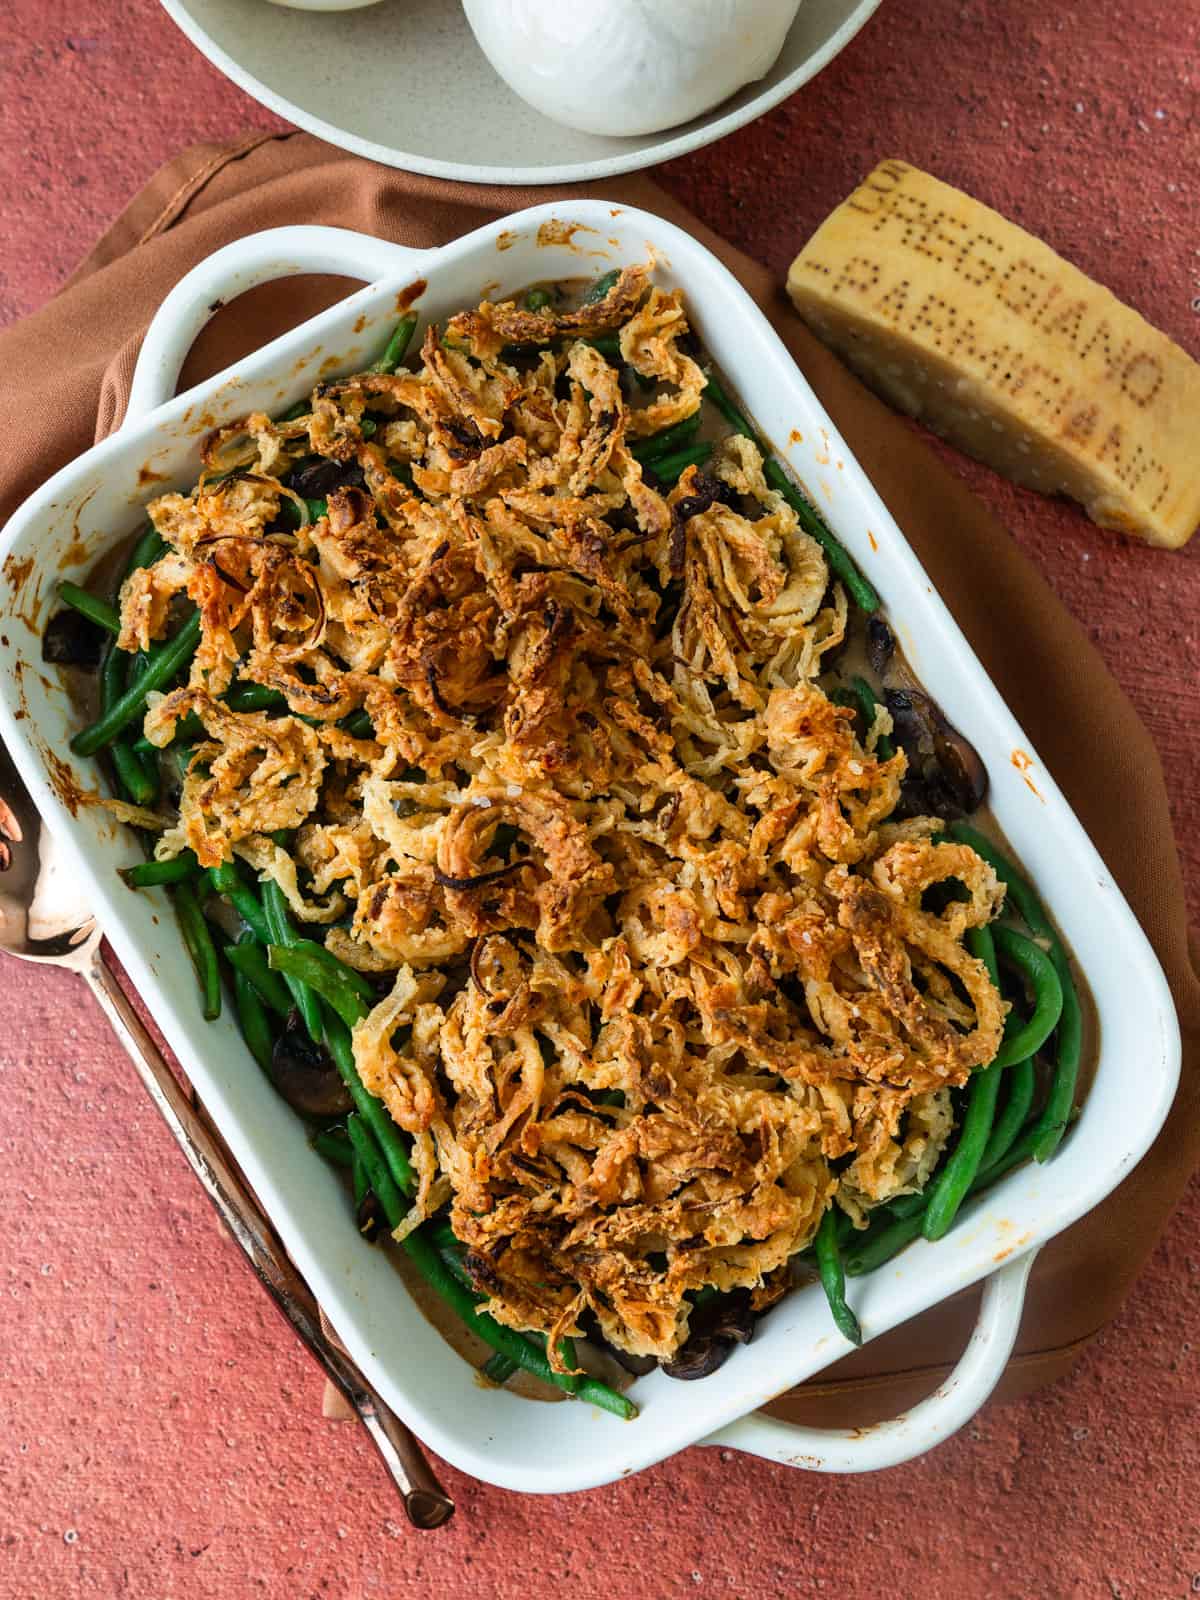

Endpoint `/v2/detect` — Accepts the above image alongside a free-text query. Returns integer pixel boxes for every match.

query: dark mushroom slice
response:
[269,1010,354,1117]
[661,1288,756,1381]
[885,688,988,819]
[43,609,106,669]
[866,616,895,677]
[287,455,367,498]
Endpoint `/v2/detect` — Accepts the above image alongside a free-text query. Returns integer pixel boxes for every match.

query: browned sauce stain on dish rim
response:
[535,219,601,253]
[42,747,89,818]
[496,229,520,252]
[1010,748,1044,799]
[395,277,427,312]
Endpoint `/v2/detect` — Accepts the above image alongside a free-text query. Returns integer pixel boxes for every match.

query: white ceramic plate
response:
[158,0,882,183]
[0,203,1179,1492]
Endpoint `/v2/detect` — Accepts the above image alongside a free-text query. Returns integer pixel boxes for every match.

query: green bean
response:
[322,1008,416,1197]
[763,460,880,613]
[120,852,200,889]
[702,373,764,447]
[267,939,374,1030]
[125,526,167,576]
[174,880,221,1021]
[814,1207,862,1344]
[205,861,272,945]
[108,742,156,807]
[313,1128,355,1170]
[583,269,620,305]
[225,938,293,1018]
[345,1109,408,1221]
[71,611,201,756]
[882,1191,928,1222]
[646,442,712,486]
[850,675,894,760]
[981,1058,1036,1172]
[482,1351,519,1385]
[702,374,880,612]
[990,926,1063,1068]
[524,288,553,312]
[844,1212,925,1277]
[350,1114,625,1409]
[370,313,419,375]
[923,928,1004,1240]
[261,882,324,1044]
[351,1147,369,1209]
[58,582,120,635]
[276,398,312,424]
[306,498,328,524]
[341,709,375,739]
[946,823,1082,1162]
[630,412,702,464]
[584,334,621,359]
[231,967,273,1072]
[225,683,287,714]
[433,1235,580,1391]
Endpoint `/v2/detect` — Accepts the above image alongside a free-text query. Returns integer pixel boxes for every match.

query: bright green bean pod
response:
[345,1108,408,1220]
[341,709,375,739]
[322,1008,416,1198]
[313,1128,354,1169]
[346,1115,632,1415]
[630,412,702,464]
[71,611,201,756]
[268,941,374,1031]
[174,880,221,1021]
[205,861,273,945]
[225,683,287,714]
[844,1212,925,1277]
[351,1148,369,1209]
[646,442,712,486]
[120,852,200,889]
[109,742,157,807]
[231,967,274,1073]
[702,374,879,612]
[261,882,324,1044]
[482,1351,519,1385]
[990,926,1064,1067]
[226,938,293,1018]
[583,268,620,305]
[981,1058,1036,1172]
[370,313,419,375]
[584,334,621,359]
[762,460,881,613]
[58,582,120,635]
[947,823,1082,1161]
[923,928,1004,1240]
[434,1236,580,1391]
[814,1207,862,1344]
[524,288,552,312]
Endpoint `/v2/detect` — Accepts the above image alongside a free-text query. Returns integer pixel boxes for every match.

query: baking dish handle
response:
[702,1250,1036,1473]
[123,225,430,426]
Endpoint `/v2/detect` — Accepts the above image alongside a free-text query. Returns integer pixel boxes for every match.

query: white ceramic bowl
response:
[157,0,883,183]
[0,204,1179,1492]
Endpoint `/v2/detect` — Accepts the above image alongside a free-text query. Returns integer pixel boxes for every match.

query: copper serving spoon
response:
[0,739,454,1531]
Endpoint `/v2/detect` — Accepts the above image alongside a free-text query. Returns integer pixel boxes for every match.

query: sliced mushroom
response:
[288,456,367,499]
[866,616,895,677]
[43,609,105,668]
[661,1288,756,1381]
[269,1011,353,1118]
[885,688,988,819]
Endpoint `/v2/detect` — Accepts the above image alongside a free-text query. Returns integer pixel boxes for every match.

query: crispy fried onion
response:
[136,264,1011,1361]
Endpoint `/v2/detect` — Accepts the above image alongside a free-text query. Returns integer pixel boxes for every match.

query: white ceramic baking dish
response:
[0,204,1179,1492]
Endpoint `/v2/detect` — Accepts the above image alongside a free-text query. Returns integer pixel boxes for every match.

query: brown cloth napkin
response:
[5,131,1197,1430]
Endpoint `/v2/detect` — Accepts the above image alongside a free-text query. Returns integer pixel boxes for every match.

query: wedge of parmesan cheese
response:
[786,159,1200,549]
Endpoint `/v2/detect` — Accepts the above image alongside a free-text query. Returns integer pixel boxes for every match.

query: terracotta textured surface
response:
[2,1,1199,1596]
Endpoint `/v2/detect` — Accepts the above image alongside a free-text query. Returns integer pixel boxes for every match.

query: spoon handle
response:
[85,949,454,1531]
